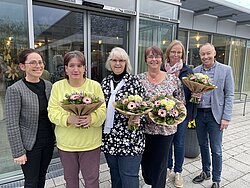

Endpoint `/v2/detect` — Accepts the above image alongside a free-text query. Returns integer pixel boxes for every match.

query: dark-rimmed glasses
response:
[25,60,45,67]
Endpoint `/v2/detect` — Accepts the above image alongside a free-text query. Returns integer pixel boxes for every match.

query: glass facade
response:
[212,35,231,65]
[0,0,250,184]
[242,41,250,96]
[138,18,177,73]
[230,38,246,92]
[90,14,129,82]
[0,0,29,178]
[187,31,211,67]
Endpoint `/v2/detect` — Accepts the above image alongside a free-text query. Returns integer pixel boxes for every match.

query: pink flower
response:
[142,101,148,106]
[172,109,179,117]
[127,102,136,110]
[83,97,92,104]
[154,100,161,107]
[122,98,129,104]
[158,109,167,117]
[70,94,81,100]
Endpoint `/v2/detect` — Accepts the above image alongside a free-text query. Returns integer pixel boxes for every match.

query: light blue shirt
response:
[198,62,216,108]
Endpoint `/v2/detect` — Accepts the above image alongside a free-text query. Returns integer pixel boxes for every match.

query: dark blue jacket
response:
[179,64,196,120]
[161,63,196,120]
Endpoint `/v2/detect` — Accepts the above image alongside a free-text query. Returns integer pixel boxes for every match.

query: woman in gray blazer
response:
[5,49,55,188]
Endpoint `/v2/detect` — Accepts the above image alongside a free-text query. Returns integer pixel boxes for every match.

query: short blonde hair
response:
[105,47,132,74]
[165,40,186,63]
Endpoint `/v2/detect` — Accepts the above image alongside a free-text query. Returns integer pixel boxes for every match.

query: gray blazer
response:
[193,61,234,124]
[5,79,52,158]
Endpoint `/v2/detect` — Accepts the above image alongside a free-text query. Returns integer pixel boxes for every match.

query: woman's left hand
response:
[130,115,140,125]
[78,115,92,128]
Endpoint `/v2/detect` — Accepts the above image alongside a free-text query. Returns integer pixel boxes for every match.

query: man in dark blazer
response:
[192,43,234,188]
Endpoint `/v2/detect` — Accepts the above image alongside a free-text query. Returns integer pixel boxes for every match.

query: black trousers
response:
[141,134,174,188]
[21,137,54,188]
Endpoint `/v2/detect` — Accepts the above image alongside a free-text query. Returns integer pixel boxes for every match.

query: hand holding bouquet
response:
[182,73,217,104]
[112,94,153,131]
[61,92,103,116]
[148,94,186,126]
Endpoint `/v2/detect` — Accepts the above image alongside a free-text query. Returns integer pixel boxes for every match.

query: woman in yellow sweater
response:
[48,51,106,188]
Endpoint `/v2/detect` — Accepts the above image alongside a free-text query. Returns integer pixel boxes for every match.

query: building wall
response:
[180,8,250,39]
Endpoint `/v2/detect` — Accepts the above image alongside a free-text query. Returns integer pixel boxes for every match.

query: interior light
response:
[195,33,200,41]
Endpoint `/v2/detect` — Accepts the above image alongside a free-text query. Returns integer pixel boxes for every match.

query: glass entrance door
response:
[90,14,129,82]
[33,5,85,83]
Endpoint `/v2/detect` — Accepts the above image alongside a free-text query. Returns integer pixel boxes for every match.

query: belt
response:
[198,108,212,112]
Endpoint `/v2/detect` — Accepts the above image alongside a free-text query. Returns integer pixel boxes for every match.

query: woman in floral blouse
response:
[138,46,185,188]
[101,47,146,188]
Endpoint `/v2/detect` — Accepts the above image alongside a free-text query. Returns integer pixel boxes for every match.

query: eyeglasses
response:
[25,60,45,67]
[170,51,182,55]
[147,55,161,59]
[111,59,126,63]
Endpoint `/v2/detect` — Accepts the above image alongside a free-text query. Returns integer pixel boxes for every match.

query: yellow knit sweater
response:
[48,79,106,151]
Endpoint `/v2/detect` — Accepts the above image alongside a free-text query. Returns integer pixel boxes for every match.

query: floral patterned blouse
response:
[138,72,185,136]
[101,73,146,156]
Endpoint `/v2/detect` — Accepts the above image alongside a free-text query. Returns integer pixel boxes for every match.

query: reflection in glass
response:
[0,0,28,177]
[230,38,246,92]
[242,41,250,95]
[178,30,188,64]
[140,0,179,20]
[90,15,129,82]
[33,5,84,83]
[188,31,211,68]
[138,19,176,73]
[212,35,230,65]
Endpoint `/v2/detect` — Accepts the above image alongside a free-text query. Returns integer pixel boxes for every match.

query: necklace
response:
[147,72,160,84]
[113,79,120,84]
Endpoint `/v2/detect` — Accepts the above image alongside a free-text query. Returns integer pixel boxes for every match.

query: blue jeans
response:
[195,109,223,182]
[105,153,142,188]
[168,118,188,173]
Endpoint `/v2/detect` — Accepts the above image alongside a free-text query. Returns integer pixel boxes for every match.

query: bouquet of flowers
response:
[182,73,217,104]
[148,94,186,126]
[61,92,103,116]
[112,94,153,131]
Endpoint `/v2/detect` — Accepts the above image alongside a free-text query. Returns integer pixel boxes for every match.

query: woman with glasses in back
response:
[138,46,185,188]
[5,48,55,188]
[101,47,146,188]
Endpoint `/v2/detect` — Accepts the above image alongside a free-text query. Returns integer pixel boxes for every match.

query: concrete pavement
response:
[32,102,250,187]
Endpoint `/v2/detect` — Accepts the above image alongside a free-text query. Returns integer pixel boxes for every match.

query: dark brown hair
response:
[19,48,43,64]
[64,50,86,79]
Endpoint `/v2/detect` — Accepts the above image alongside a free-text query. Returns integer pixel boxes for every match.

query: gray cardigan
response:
[5,79,52,158]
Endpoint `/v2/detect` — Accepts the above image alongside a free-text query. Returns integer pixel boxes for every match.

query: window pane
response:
[0,0,28,177]
[212,35,230,65]
[188,31,211,68]
[242,41,250,96]
[230,38,246,92]
[178,30,188,64]
[138,19,177,73]
[90,14,129,82]
[33,5,84,83]
[140,0,179,20]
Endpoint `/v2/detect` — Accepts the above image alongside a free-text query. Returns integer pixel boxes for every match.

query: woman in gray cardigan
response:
[5,49,55,188]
